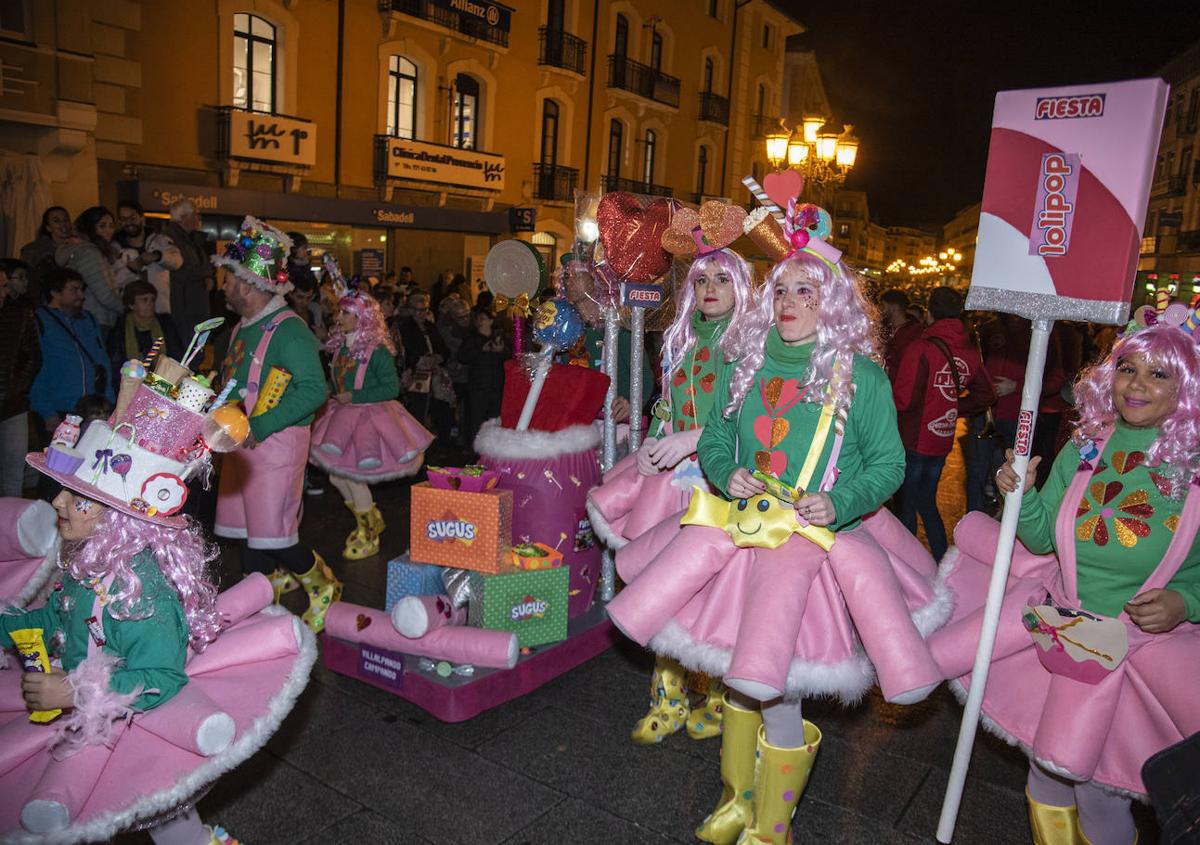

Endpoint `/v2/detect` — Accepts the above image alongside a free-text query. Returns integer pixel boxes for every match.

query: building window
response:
[531,231,558,270]
[0,0,31,38]
[453,73,479,149]
[540,100,559,166]
[838,223,850,238]
[696,145,709,197]
[607,119,623,177]
[642,129,657,185]
[615,14,628,57]
[547,0,564,32]
[756,83,766,115]
[703,57,714,93]
[762,23,772,50]
[650,31,663,72]
[233,13,277,113]
[707,0,718,18]
[386,56,418,139]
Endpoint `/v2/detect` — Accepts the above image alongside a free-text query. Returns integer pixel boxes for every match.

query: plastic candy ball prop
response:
[203,405,251,452]
[532,299,584,350]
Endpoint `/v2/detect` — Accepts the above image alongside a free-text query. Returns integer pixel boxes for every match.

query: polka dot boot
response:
[740,722,822,845]
[299,551,343,634]
[631,657,690,746]
[696,693,763,844]
[687,675,726,741]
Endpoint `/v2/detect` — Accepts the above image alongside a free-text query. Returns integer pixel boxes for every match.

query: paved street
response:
[123,432,1159,845]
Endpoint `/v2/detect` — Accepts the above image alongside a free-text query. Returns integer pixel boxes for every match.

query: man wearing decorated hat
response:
[212,216,339,633]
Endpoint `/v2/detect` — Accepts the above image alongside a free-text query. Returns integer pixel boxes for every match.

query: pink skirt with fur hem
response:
[586,452,709,550]
[309,400,433,482]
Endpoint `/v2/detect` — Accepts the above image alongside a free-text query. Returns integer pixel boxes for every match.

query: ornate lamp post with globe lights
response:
[764,114,859,203]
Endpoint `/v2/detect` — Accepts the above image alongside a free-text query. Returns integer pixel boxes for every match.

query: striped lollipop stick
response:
[210,378,238,410]
[741,176,786,224]
[141,337,165,368]
[1154,286,1169,313]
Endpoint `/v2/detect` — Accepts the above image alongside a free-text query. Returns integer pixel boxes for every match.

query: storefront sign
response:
[356,249,385,279]
[430,0,512,33]
[223,109,317,167]
[380,138,505,192]
[509,207,537,232]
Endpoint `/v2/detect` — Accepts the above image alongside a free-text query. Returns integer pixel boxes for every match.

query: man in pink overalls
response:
[212,217,338,632]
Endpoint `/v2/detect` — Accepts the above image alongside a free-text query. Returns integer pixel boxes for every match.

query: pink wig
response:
[1072,324,1200,488]
[722,251,880,418]
[659,250,755,406]
[64,510,222,651]
[324,291,396,361]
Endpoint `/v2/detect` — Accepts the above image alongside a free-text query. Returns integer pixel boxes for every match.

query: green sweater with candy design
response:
[0,549,189,711]
[658,312,732,436]
[220,297,327,442]
[1017,420,1200,621]
[332,343,400,404]
[698,330,905,531]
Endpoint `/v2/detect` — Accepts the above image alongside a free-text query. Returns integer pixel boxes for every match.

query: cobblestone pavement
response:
[114,432,1161,844]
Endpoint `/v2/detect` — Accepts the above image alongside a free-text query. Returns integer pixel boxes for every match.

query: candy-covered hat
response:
[212,216,294,294]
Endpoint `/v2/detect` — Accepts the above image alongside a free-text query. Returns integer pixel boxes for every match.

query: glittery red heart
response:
[692,364,702,375]
[672,368,687,387]
[699,372,716,393]
[597,192,674,283]
[355,614,371,631]
[695,347,711,362]
[681,400,696,418]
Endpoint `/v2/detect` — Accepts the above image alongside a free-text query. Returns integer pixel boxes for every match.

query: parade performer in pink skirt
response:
[606,204,950,844]
[3,429,314,842]
[588,202,754,745]
[932,307,1200,845]
[309,268,433,559]
[212,217,339,633]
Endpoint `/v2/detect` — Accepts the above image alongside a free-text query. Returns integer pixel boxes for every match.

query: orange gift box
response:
[409,483,512,573]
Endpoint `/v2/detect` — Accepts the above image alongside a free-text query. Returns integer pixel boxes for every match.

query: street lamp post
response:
[764,115,859,198]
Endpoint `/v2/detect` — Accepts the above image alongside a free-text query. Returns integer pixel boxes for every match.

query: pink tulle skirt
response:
[606,507,952,703]
[586,452,709,550]
[930,513,1200,796]
[310,400,434,482]
[0,575,316,841]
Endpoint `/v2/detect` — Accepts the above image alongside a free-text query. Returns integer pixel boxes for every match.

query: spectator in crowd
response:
[18,205,73,305]
[161,199,214,339]
[286,271,327,344]
[437,296,471,445]
[457,306,508,446]
[0,259,34,307]
[399,290,453,445]
[430,269,455,314]
[286,232,318,291]
[398,266,415,290]
[879,288,926,380]
[0,265,41,496]
[51,206,125,331]
[374,286,406,369]
[891,286,996,560]
[106,279,184,384]
[30,267,113,437]
[114,200,182,313]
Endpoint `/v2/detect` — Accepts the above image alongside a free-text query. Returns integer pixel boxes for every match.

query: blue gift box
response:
[385,554,446,612]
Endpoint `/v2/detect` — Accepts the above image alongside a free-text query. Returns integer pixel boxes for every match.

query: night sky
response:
[785,0,1200,229]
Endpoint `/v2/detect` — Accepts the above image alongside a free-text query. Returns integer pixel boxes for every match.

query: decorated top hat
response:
[212,215,294,294]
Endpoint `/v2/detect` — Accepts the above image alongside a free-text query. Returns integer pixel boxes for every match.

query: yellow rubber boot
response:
[267,568,300,604]
[367,504,386,537]
[1027,790,1088,845]
[687,674,725,740]
[741,722,821,844]
[695,694,763,844]
[631,657,690,745]
[343,508,379,560]
[299,552,342,633]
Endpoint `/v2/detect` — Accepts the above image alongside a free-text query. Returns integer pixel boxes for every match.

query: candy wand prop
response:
[181,316,226,371]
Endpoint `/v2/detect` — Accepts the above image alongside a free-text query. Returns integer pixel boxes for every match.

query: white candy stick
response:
[741,176,786,224]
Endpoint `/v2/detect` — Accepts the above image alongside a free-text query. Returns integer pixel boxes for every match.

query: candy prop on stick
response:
[141,337,164,369]
[936,78,1169,844]
[595,192,674,283]
[517,299,585,431]
[209,378,238,412]
[180,316,226,371]
[485,240,546,358]
[201,405,251,452]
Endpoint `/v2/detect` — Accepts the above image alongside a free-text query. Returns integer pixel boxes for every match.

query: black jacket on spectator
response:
[161,221,212,339]
[0,299,41,419]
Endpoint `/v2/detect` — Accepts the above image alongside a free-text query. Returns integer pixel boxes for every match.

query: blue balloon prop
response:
[532,298,585,350]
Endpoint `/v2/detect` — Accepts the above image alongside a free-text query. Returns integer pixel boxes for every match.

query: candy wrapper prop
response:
[936,78,1169,844]
[516,297,585,431]
[0,573,315,841]
[0,498,60,607]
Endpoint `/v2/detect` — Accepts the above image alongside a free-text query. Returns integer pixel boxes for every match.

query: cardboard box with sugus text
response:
[468,565,569,648]
[409,483,512,573]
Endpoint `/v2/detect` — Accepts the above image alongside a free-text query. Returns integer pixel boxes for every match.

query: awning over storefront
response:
[120,180,512,235]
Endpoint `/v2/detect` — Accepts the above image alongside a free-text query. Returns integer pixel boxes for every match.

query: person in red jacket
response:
[892,287,995,560]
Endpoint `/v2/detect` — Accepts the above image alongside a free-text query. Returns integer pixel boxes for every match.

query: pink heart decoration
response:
[753,416,774,449]
[763,170,804,209]
[597,192,674,283]
[768,450,788,478]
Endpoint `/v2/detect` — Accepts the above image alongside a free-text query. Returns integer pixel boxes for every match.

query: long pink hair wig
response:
[325,290,396,361]
[1073,324,1200,488]
[722,251,880,418]
[64,510,222,651]
[659,250,754,406]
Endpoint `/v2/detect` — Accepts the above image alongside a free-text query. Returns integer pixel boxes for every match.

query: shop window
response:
[387,56,418,139]
[453,73,480,150]
[607,119,623,178]
[540,99,560,166]
[696,145,708,197]
[642,129,657,185]
[233,13,277,113]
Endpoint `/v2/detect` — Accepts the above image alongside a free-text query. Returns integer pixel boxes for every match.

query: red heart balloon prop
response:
[762,170,804,210]
[597,192,674,283]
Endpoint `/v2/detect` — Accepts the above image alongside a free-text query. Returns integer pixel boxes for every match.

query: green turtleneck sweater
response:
[1018,420,1200,621]
[697,329,905,531]
[658,311,731,436]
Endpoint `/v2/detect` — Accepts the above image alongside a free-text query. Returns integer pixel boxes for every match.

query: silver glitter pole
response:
[629,305,645,451]
[600,305,619,602]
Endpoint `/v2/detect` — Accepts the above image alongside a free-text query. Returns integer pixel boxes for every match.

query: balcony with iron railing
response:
[601,175,673,197]
[378,0,510,48]
[698,91,729,125]
[538,27,587,74]
[532,163,579,202]
[606,55,680,108]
